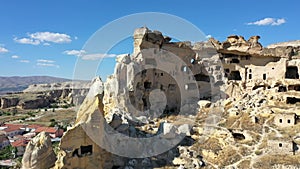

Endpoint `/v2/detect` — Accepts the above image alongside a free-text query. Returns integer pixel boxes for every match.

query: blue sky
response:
[0,0,299,80]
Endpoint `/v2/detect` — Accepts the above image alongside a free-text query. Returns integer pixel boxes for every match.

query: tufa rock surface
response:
[22,132,56,169]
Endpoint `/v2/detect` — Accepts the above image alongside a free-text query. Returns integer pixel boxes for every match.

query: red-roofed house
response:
[35,127,63,138]
[20,124,42,132]
[11,139,29,156]
[0,124,25,137]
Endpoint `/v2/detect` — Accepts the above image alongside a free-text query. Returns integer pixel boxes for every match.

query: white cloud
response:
[36,63,57,67]
[14,31,72,45]
[81,53,117,60]
[14,37,40,45]
[0,47,9,53]
[29,32,71,43]
[63,49,86,56]
[37,59,55,63]
[11,55,20,59]
[247,18,286,26]
[36,59,59,68]
[206,35,212,39]
[63,49,116,60]
[20,60,30,63]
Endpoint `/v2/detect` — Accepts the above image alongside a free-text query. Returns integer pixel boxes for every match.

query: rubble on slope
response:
[20,27,300,169]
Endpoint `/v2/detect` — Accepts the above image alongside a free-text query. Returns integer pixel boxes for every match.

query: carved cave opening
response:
[286,97,300,104]
[228,71,242,80]
[194,73,210,82]
[285,66,299,79]
[288,85,300,91]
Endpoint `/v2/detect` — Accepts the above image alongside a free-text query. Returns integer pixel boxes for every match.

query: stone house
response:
[0,124,24,137]
[11,138,29,156]
[274,113,296,127]
[35,127,64,138]
[268,138,297,155]
[210,35,300,94]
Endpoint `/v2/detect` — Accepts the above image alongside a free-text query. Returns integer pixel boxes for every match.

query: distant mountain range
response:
[0,76,72,95]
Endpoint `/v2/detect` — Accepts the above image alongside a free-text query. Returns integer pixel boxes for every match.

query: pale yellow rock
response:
[22,132,56,169]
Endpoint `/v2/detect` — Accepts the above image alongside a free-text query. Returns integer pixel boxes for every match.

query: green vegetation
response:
[27,111,37,117]
[0,146,15,160]
[52,142,60,155]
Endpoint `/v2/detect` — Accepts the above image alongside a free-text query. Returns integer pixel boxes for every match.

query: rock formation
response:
[0,81,90,109]
[22,132,56,169]
[21,28,300,168]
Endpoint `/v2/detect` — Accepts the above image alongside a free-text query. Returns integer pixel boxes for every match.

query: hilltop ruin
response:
[20,27,300,169]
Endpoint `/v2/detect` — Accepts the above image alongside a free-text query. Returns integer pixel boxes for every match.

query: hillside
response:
[0,76,71,95]
[267,40,300,48]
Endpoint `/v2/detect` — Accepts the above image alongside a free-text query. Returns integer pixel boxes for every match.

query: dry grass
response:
[35,109,76,124]
[254,155,300,169]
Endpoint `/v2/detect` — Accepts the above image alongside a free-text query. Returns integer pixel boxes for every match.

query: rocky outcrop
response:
[22,132,56,169]
[209,35,300,58]
[267,40,300,48]
[23,81,90,93]
[0,81,90,109]
[20,28,300,168]
[53,77,123,169]
[0,97,19,109]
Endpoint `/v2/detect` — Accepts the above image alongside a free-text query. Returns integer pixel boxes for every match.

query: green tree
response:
[0,146,15,160]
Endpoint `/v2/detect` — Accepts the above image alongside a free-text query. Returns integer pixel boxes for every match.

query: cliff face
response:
[22,132,57,169]
[0,81,90,109]
[21,28,300,169]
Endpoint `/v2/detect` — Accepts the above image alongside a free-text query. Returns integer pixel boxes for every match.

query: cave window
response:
[141,70,147,77]
[278,86,287,92]
[279,119,282,123]
[160,85,164,91]
[142,98,147,107]
[231,58,240,64]
[288,85,300,91]
[245,55,250,60]
[185,83,197,90]
[190,59,195,64]
[249,69,252,73]
[228,71,242,80]
[72,148,79,157]
[249,74,252,80]
[194,74,210,82]
[279,143,283,147]
[80,145,93,156]
[263,74,267,80]
[287,119,291,124]
[181,66,187,72]
[161,73,164,76]
[232,133,245,140]
[144,81,152,89]
[285,66,299,79]
[225,69,230,73]
[287,97,300,104]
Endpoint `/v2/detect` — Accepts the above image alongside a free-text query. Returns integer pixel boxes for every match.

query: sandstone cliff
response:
[22,132,56,169]
[0,81,90,109]
[20,28,300,169]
